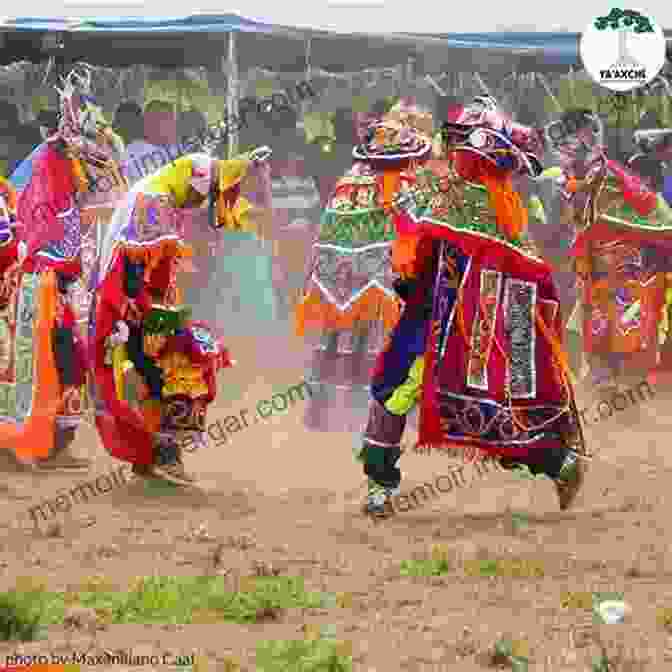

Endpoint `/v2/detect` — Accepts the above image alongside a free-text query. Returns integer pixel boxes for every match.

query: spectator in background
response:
[630,111,667,192]
[35,109,59,140]
[122,100,180,184]
[306,107,358,207]
[113,100,143,146]
[0,102,42,176]
[178,107,208,147]
[0,102,20,176]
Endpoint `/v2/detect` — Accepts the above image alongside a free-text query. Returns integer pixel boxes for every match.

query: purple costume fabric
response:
[664,174,672,206]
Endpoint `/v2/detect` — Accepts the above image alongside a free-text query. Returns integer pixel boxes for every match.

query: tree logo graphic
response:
[580,8,666,92]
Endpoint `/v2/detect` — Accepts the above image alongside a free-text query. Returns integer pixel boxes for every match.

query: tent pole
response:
[225,31,239,158]
[299,37,312,119]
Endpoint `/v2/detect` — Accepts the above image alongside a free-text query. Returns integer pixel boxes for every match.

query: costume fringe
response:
[381,169,402,211]
[122,239,193,282]
[80,207,116,226]
[413,440,490,462]
[0,270,61,461]
[140,398,162,432]
[534,306,576,387]
[479,172,528,241]
[295,286,400,336]
[0,177,17,212]
[160,351,209,399]
[69,155,90,193]
[391,233,422,278]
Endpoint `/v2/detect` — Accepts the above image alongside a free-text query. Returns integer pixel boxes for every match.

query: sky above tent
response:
[2,1,670,33]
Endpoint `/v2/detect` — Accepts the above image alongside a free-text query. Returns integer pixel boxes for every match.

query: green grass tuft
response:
[0,574,333,637]
[400,544,452,577]
[0,588,46,641]
[256,637,352,671]
[464,555,544,579]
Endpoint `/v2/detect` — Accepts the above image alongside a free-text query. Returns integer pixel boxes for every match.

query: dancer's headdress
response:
[189,147,272,230]
[384,99,434,139]
[52,66,124,166]
[441,96,543,178]
[438,97,545,241]
[353,118,432,164]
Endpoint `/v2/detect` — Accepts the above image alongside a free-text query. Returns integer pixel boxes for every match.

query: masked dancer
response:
[0,68,126,469]
[90,147,272,484]
[549,109,672,399]
[296,102,434,432]
[358,96,588,517]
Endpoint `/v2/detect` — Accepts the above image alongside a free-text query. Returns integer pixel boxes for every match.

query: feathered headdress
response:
[51,66,125,191]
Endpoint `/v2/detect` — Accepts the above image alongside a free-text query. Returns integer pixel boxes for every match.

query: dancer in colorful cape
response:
[90,146,272,484]
[548,109,672,396]
[0,68,126,469]
[0,177,20,402]
[358,96,587,517]
[296,102,434,432]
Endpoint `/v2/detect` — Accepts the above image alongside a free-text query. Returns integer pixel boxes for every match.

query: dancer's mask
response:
[441,96,543,178]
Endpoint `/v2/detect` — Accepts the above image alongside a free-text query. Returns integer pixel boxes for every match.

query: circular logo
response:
[580,8,666,92]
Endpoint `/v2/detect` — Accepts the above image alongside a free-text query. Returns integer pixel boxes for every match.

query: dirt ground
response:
[1,326,672,671]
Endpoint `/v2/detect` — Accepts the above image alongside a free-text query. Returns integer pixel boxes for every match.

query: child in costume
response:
[358,96,587,517]
[90,147,272,484]
[548,110,672,395]
[0,68,126,469]
[296,103,434,432]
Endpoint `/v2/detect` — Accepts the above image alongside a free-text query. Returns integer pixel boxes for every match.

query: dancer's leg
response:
[152,396,198,484]
[360,356,424,517]
[40,322,89,468]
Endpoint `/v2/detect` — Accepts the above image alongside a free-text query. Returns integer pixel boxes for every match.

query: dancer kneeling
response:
[91,148,271,483]
[359,97,587,517]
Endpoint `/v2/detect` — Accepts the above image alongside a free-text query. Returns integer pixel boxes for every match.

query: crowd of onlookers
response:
[0,93,387,192]
[1,88,669,184]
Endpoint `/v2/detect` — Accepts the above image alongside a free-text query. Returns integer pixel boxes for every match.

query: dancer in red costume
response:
[358,97,587,517]
[0,68,125,469]
[549,110,672,396]
[90,147,271,484]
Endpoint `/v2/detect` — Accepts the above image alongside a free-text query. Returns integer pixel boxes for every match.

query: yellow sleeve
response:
[146,156,194,206]
[384,356,425,415]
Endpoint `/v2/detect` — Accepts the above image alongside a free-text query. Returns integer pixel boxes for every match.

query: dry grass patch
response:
[486,636,530,670]
[463,555,545,579]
